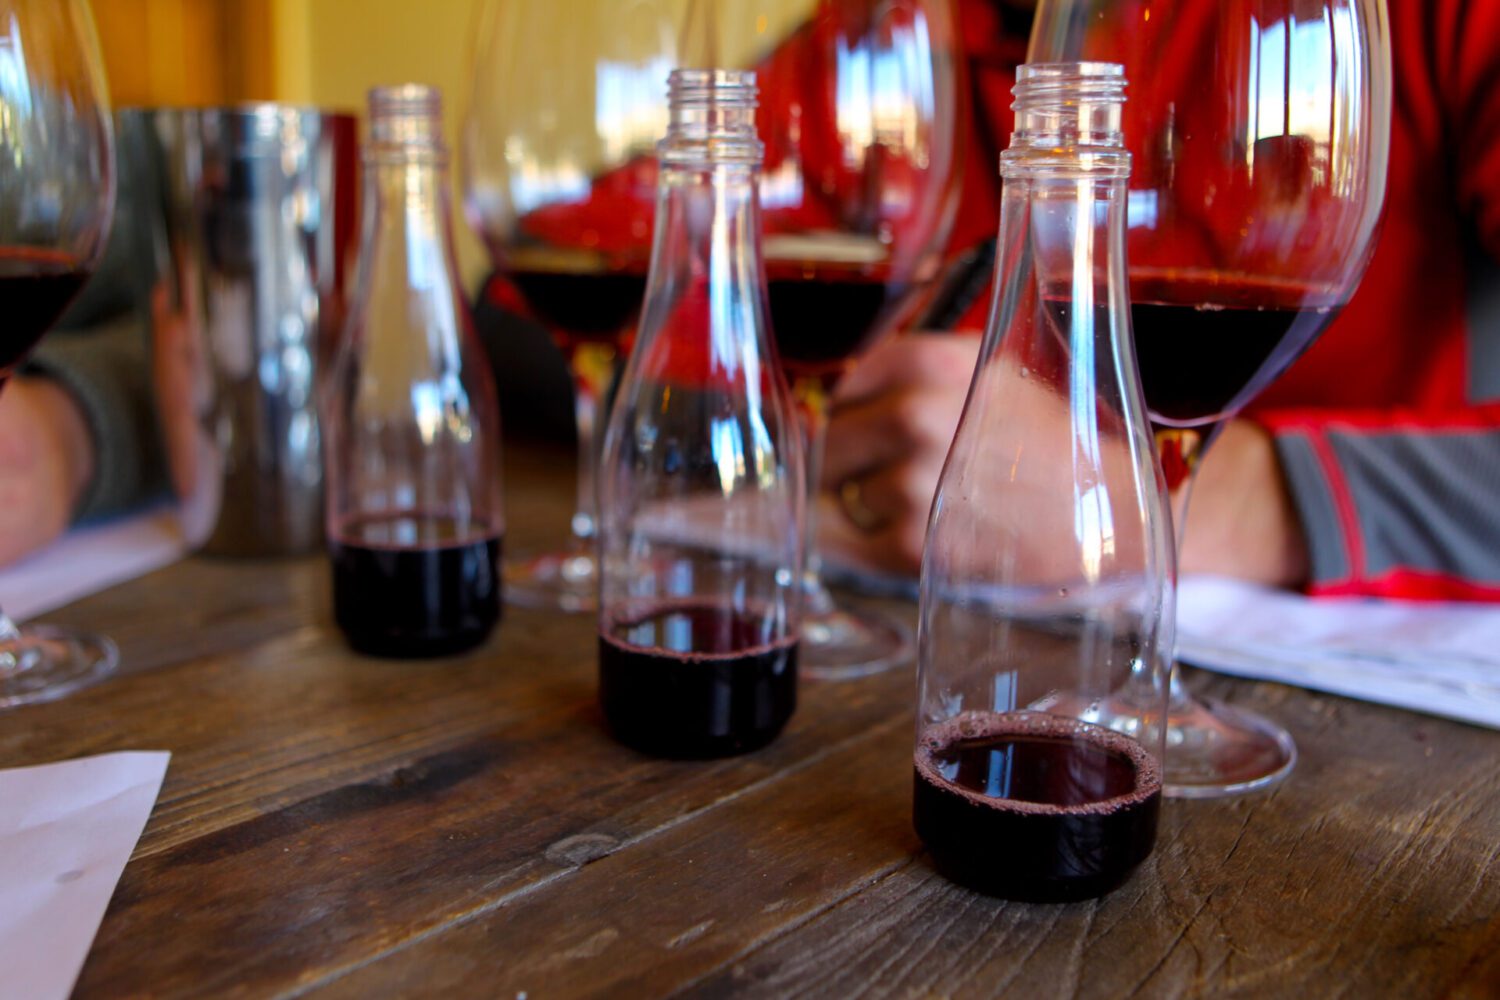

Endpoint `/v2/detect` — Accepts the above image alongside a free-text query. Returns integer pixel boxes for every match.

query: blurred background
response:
[93,0,815,296]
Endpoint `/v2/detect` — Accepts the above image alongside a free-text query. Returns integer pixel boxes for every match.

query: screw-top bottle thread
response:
[367,84,445,155]
[661,68,763,166]
[1003,62,1128,177]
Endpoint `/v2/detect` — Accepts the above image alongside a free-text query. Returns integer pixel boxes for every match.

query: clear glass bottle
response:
[597,69,805,758]
[912,63,1173,902]
[324,85,504,658]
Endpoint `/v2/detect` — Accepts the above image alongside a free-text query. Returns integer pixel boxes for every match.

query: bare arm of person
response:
[0,377,95,566]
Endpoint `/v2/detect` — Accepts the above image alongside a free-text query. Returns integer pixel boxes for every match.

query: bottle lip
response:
[1015,61,1125,85]
[369,84,442,119]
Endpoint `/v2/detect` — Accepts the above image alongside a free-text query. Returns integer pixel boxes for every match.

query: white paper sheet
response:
[0,506,186,623]
[0,751,170,1000]
[1178,576,1500,728]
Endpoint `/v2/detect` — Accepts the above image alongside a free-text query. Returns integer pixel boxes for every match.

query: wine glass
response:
[463,0,676,613]
[731,0,961,678]
[0,0,118,707]
[1029,0,1391,795]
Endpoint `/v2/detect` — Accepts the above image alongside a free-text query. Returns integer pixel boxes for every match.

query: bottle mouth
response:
[668,68,758,109]
[367,83,445,151]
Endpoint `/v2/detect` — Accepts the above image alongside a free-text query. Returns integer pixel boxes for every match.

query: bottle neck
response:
[362,145,457,294]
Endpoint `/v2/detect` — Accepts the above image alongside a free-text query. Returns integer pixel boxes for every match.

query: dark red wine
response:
[506,269,647,354]
[330,512,502,658]
[1130,273,1341,427]
[766,263,905,388]
[0,248,90,383]
[913,713,1162,902]
[599,599,797,758]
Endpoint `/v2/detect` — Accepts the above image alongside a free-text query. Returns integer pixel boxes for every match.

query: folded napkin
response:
[1178,575,1500,729]
[0,505,185,623]
[0,751,170,1000]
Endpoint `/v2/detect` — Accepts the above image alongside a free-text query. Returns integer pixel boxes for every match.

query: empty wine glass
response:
[463,0,677,613]
[0,0,118,707]
[1030,0,1392,795]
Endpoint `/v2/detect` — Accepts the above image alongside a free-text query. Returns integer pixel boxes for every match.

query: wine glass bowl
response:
[0,0,119,707]
[745,0,961,677]
[1029,0,1391,794]
[463,0,675,612]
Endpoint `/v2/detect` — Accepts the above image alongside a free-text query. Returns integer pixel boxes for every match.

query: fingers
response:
[831,330,980,407]
[822,382,967,489]
[818,487,928,577]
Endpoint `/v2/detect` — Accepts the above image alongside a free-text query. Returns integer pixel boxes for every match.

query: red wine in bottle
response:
[330,512,502,658]
[599,599,798,759]
[0,248,90,384]
[913,713,1162,902]
[1129,271,1342,427]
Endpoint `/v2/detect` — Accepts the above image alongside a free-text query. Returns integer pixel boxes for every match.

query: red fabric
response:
[1252,0,1500,599]
[948,0,1500,600]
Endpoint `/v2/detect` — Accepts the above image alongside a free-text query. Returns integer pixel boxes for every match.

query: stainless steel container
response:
[124,106,359,556]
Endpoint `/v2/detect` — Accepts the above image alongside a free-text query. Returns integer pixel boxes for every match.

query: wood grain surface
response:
[3,448,1496,999]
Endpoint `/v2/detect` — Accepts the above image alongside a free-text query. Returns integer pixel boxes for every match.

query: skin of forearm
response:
[0,377,96,565]
[1178,419,1310,588]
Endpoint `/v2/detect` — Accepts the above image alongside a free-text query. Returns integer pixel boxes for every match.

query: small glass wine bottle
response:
[913,63,1174,901]
[596,69,805,758]
[324,85,504,658]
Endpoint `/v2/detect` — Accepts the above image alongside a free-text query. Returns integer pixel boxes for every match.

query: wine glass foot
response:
[0,623,119,709]
[1162,694,1297,799]
[1037,678,1297,799]
[802,605,913,681]
[503,548,597,613]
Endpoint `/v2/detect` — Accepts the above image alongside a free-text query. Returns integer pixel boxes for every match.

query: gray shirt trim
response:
[1274,431,1351,584]
[1326,429,1500,583]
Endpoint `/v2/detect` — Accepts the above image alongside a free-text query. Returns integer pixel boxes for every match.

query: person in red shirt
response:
[824,0,1500,601]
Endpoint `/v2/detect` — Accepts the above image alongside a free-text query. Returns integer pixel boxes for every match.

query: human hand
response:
[1179,419,1309,587]
[0,377,94,566]
[819,331,981,576]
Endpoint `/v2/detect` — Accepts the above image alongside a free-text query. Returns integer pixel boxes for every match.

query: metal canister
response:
[123,106,359,556]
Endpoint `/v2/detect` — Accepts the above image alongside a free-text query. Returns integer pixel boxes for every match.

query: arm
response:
[0,315,166,567]
[0,377,94,566]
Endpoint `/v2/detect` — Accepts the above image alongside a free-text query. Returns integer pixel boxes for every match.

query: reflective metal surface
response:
[124,106,359,556]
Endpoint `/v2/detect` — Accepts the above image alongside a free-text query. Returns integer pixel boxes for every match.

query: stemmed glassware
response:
[734,0,960,678]
[1029,0,1391,795]
[0,0,118,707]
[463,0,676,612]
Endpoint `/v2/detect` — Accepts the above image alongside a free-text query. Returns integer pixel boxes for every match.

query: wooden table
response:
[7,449,1499,998]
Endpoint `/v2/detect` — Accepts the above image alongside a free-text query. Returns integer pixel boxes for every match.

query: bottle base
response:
[603,719,791,760]
[339,623,497,659]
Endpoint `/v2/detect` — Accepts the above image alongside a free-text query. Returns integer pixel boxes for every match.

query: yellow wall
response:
[94,0,818,290]
[268,0,488,286]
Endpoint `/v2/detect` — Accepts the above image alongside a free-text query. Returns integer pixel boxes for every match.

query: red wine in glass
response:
[330,511,503,658]
[504,267,650,357]
[765,260,908,390]
[1130,270,1344,429]
[0,248,90,387]
[599,599,798,759]
[913,713,1162,902]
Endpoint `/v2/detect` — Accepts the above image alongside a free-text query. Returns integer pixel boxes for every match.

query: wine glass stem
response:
[568,341,616,549]
[1160,422,1221,708]
[0,605,24,675]
[795,380,836,616]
